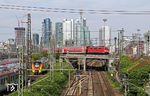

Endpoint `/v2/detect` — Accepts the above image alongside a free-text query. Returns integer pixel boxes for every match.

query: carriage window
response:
[34,62,40,67]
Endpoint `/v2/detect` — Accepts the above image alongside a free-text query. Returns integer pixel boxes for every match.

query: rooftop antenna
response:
[79,9,83,25]
[16,15,20,27]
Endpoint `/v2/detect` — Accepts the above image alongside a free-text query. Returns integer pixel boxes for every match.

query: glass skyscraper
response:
[42,18,52,48]
[75,18,90,46]
[80,26,90,46]
[33,33,39,46]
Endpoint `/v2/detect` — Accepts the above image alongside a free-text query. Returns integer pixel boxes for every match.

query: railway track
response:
[97,71,115,96]
[63,70,118,96]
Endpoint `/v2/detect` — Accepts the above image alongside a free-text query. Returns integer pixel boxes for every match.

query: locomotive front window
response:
[34,63,40,67]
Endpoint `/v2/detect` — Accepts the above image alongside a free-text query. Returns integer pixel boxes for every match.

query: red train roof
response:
[0,71,17,77]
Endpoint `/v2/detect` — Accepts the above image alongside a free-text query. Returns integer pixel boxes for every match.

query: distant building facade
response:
[99,26,111,47]
[55,22,63,47]
[74,18,90,46]
[42,18,52,48]
[74,19,80,46]
[62,19,74,46]
[15,27,25,47]
[7,38,16,52]
[61,17,90,47]
[33,33,39,46]
[32,33,39,52]
[80,27,90,46]
[124,41,144,56]
[144,31,150,55]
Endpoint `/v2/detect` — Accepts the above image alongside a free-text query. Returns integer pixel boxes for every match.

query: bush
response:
[120,56,150,95]
[10,62,74,96]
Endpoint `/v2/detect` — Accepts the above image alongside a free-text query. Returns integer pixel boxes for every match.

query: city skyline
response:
[0,1,150,96]
[0,0,150,41]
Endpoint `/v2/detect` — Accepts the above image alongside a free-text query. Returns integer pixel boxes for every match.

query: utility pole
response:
[114,37,117,53]
[117,28,124,74]
[119,28,124,54]
[118,32,120,56]
[138,36,141,57]
[124,78,127,96]
[48,34,52,80]
[122,74,128,96]
[26,13,32,87]
[137,29,141,57]
[79,9,86,72]
[51,35,55,78]
[148,35,150,56]
[48,34,55,80]
[18,46,24,96]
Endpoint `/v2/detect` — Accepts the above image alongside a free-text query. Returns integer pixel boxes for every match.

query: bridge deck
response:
[60,54,118,60]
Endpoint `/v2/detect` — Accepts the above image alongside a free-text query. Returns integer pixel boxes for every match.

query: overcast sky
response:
[0,0,150,41]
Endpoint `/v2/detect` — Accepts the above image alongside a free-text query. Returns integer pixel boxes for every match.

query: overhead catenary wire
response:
[1,4,150,15]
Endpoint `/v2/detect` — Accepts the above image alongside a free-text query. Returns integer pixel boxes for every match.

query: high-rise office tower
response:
[79,18,90,46]
[144,31,150,55]
[62,17,90,46]
[62,19,74,46]
[33,33,39,52]
[74,19,80,46]
[83,18,86,27]
[15,27,25,47]
[33,33,39,46]
[99,26,111,47]
[55,22,63,47]
[42,18,52,48]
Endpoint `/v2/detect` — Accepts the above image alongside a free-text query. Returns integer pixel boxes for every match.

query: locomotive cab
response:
[32,61,43,75]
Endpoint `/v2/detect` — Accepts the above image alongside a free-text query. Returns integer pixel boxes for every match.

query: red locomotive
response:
[86,46,109,54]
[55,46,109,54]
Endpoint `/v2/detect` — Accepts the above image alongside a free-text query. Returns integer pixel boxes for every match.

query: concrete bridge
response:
[60,54,119,71]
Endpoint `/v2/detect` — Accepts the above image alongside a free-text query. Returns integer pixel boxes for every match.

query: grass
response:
[106,72,122,91]
[10,61,74,96]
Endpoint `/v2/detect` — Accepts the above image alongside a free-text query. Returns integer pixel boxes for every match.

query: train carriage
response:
[55,46,109,54]
[0,71,18,92]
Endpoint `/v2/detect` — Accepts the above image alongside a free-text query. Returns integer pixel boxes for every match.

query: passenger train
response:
[0,59,19,92]
[55,46,109,54]
[0,70,18,92]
